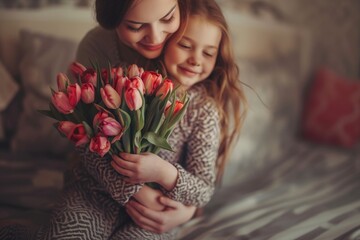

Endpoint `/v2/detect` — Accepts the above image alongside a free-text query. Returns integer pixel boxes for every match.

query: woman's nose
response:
[145,24,164,44]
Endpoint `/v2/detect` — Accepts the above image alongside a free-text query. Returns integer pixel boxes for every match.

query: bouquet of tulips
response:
[39,62,189,157]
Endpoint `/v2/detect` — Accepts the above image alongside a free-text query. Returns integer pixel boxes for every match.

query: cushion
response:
[301,68,360,148]
[10,30,78,157]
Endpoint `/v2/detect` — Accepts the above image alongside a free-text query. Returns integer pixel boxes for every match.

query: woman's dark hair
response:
[96,0,190,30]
[95,0,133,29]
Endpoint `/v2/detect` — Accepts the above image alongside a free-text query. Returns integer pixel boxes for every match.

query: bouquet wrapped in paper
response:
[39,62,189,157]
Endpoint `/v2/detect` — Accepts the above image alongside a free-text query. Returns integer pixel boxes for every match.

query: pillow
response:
[10,30,78,157]
[301,68,360,148]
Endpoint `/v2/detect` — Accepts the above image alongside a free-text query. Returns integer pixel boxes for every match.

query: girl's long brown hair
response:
[189,0,248,184]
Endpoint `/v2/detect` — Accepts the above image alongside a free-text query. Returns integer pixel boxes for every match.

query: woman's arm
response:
[77,147,142,206]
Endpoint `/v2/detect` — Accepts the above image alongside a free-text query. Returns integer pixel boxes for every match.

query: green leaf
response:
[82,121,94,137]
[143,132,173,152]
[115,108,131,132]
[37,109,57,120]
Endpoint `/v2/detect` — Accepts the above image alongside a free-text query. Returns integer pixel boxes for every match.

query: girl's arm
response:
[161,101,220,207]
[77,147,142,206]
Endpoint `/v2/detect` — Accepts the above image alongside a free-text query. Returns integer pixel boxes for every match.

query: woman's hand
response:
[125,196,197,234]
[111,152,178,190]
[132,185,165,211]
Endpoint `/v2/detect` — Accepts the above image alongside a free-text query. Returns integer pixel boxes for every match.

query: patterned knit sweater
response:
[75,84,220,208]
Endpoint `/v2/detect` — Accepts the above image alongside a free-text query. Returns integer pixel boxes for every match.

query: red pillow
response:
[302,68,360,148]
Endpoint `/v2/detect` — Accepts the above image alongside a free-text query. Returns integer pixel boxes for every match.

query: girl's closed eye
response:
[204,51,216,57]
[178,41,191,49]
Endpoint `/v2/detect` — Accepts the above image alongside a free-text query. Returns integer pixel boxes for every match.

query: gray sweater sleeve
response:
[163,101,220,207]
[75,26,119,68]
[77,147,143,205]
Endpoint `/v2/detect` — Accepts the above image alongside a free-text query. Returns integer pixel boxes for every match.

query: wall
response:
[218,0,360,79]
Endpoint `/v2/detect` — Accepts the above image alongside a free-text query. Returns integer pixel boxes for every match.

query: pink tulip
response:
[156,79,174,99]
[70,62,86,80]
[89,135,111,157]
[141,71,162,95]
[98,117,123,137]
[51,91,74,114]
[112,66,124,81]
[57,121,76,136]
[81,68,97,86]
[126,76,145,94]
[100,84,121,109]
[125,87,143,111]
[101,68,110,85]
[93,111,109,128]
[114,76,128,96]
[81,83,95,104]
[67,83,81,107]
[127,64,141,78]
[56,73,69,91]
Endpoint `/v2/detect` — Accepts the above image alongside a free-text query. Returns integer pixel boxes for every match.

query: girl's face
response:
[164,15,221,90]
[116,0,180,59]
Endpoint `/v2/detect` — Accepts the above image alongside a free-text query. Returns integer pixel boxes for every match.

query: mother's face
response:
[116,0,180,59]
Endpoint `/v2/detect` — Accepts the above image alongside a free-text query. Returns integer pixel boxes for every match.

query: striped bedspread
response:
[178,142,360,240]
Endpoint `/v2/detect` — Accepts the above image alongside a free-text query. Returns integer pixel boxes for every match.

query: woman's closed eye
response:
[161,15,175,24]
[127,24,143,32]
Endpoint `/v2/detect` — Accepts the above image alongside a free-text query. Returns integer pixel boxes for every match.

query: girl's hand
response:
[111,153,178,190]
[125,196,197,234]
[111,152,162,184]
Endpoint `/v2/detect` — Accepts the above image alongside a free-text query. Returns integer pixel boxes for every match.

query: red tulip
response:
[165,100,184,116]
[156,79,174,99]
[141,71,162,95]
[58,121,89,147]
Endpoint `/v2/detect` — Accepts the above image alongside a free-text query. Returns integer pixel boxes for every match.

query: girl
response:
[110,0,247,238]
